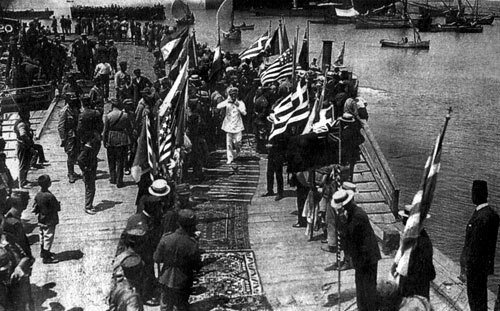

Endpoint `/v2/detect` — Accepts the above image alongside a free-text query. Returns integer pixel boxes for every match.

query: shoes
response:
[144,297,160,306]
[292,223,306,228]
[275,194,284,201]
[32,164,44,169]
[20,180,29,188]
[261,192,275,197]
[85,207,97,215]
[124,169,131,175]
[116,182,124,188]
[39,159,49,164]
[110,179,116,185]
[43,256,59,264]
[321,245,338,253]
[73,173,82,179]
[68,175,76,183]
[321,239,328,244]
[325,260,353,271]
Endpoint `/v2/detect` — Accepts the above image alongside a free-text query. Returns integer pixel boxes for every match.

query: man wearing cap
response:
[332,189,380,311]
[135,87,155,133]
[394,205,435,299]
[94,56,113,100]
[340,112,364,182]
[103,100,133,188]
[109,250,144,311]
[132,69,152,105]
[72,33,93,78]
[154,209,202,311]
[52,36,67,84]
[460,180,499,311]
[89,76,106,111]
[217,86,247,165]
[58,94,81,183]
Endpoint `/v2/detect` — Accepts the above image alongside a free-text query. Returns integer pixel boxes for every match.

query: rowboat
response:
[222,29,241,40]
[234,23,255,31]
[380,39,430,49]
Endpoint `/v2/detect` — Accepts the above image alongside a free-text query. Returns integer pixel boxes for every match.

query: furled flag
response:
[168,34,191,80]
[160,25,189,63]
[334,41,345,66]
[131,112,156,182]
[260,48,294,86]
[158,58,190,165]
[268,79,310,141]
[266,22,290,56]
[239,31,270,60]
[393,109,452,278]
[297,25,309,71]
[280,22,290,54]
[209,43,222,84]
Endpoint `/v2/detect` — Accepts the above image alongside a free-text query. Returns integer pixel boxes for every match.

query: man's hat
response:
[81,32,87,37]
[178,209,197,227]
[331,189,354,209]
[123,99,133,106]
[120,253,143,269]
[148,179,170,197]
[472,180,488,198]
[140,87,153,96]
[342,181,357,192]
[125,219,148,236]
[340,112,355,123]
[398,204,431,219]
[189,74,201,82]
[119,60,127,67]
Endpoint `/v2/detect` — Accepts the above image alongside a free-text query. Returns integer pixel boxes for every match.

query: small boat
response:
[356,1,413,29]
[445,13,494,25]
[217,0,242,41]
[380,39,430,49]
[420,23,483,32]
[234,23,255,31]
[172,0,195,25]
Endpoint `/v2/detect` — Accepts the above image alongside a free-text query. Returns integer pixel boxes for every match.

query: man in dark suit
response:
[332,189,381,311]
[103,100,132,188]
[460,180,499,311]
[132,69,152,105]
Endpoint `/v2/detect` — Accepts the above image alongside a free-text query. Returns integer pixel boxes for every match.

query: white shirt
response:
[217,98,246,133]
[476,203,489,211]
[94,62,112,77]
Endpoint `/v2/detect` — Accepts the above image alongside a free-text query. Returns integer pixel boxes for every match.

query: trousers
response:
[39,224,56,252]
[160,286,190,311]
[83,167,96,209]
[107,145,127,184]
[266,150,284,195]
[355,263,378,311]
[225,132,242,164]
[467,270,488,311]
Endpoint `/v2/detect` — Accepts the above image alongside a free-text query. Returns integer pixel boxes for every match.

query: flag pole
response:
[307,20,310,69]
[292,25,299,88]
[337,120,342,311]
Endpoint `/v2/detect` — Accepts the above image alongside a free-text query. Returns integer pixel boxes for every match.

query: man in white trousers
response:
[217,86,246,164]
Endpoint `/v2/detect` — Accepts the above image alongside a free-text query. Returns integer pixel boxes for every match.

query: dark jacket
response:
[153,228,202,291]
[33,190,60,226]
[132,76,152,104]
[78,107,103,143]
[58,104,80,142]
[345,203,381,269]
[77,142,99,171]
[399,228,436,299]
[103,108,132,147]
[461,205,499,275]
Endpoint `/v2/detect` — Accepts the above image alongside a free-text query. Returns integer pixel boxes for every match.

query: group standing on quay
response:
[0,7,498,311]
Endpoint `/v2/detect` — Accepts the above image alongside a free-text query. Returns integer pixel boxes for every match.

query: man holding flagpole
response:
[217,86,246,165]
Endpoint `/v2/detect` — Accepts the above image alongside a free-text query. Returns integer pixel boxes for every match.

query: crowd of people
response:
[71,4,166,21]
[0,12,498,311]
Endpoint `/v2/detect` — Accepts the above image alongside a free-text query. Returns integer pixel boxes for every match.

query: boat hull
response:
[380,39,430,49]
[234,24,254,30]
[356,16,412,29]
[222,30,241,40]
[420,23,483,33]
[445,14,494,25]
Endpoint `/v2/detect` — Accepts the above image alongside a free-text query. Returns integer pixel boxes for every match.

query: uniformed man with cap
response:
[154,209,202,311]
[216,86,247,164]
[103,99,133,188]
[108,250,145,311]
[58,94,81,183]
[460,180,499,311]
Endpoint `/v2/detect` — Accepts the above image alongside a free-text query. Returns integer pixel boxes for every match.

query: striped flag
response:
[145,115,157,179]
[268,79,309,141]
[394,110,451,278]
[239,31,269,60]
[334,42,345,66]
[160,25,189,63]
[209,43,223,83]
[159,57,189,118]
[260,48,294,86]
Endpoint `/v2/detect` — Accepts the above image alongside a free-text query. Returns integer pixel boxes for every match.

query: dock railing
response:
[359,123,400,215]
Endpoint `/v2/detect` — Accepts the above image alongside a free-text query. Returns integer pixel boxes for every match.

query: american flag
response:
[145,114,157,179]
[394,109,451,277]
[239,31,270,60]
[260,48,294,86]
[268,79,309,141]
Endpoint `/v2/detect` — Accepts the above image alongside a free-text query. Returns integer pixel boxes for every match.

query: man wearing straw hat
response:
[217,86,247,165]
[460,180,499,311]
[331,188,380,311]
[395,205,435,299]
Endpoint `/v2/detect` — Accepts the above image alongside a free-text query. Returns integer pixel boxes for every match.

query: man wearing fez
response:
[332,189,380,311]
[396,205,435,299]
[217,86,247,165]
[460,180,499,311]
[154,209,202,311]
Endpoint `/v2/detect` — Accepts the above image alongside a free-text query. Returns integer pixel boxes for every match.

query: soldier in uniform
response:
[51,36,67,84]
[115,61,133,102]
[154,209,202,311]
[58,95,81,183]
[77,95,103,154]
[62,73,84,98]
[14,109,47,188]
[103,100,132,188]
[460,180,499,311]
[89,76,106,112]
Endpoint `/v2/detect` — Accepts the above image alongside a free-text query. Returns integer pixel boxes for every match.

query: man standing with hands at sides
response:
[217,86,246,165]
[460,180,499,311]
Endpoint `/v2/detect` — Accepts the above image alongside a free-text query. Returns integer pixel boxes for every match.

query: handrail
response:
[359,123,400,215]
[0,84,54,94]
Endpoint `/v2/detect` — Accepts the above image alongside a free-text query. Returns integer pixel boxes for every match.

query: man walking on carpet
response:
[217,86,246,165]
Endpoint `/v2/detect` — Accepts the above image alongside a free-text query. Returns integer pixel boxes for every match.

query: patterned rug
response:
[190,250,271,311]
[193,202,250,250]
